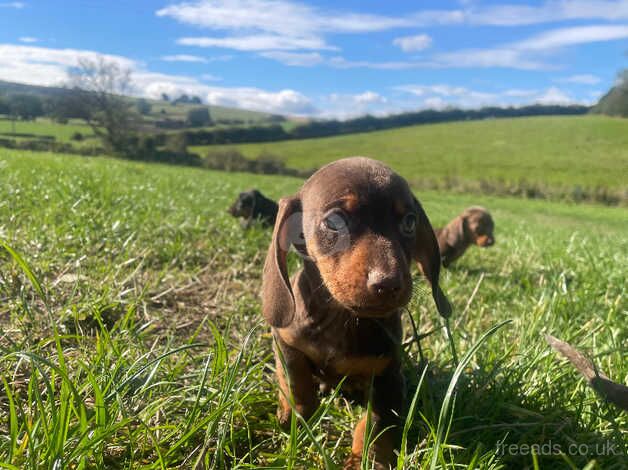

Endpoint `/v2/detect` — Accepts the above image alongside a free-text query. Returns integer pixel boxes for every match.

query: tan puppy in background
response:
[435,206,495,267]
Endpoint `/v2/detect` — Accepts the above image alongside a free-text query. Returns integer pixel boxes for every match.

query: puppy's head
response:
[262,157,451,328]
[463,206,494,247]
[228,189,259,218]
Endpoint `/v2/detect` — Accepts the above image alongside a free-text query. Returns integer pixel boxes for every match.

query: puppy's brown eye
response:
[400,213,417,236]
[322,211,347,232]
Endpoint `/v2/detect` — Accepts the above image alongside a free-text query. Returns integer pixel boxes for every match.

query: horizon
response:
[1,0,627,118]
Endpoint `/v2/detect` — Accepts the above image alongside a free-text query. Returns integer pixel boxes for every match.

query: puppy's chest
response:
[281,311,400,378]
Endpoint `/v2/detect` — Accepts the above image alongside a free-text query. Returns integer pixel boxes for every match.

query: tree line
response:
[176,103,589,146]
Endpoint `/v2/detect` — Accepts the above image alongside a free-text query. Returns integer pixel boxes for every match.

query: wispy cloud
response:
[429,24,628,70]
[177,34,334,51]
[432,49,552,70]
[556,74,602,84]
[18,36,38,43]
[393,34,432,52]
[394,83,589,108]
[0,2,25,8]
[514,24,628,50]
[200,73,222,82]
[463,0,628,26]
[158,0,628,56]
[161,54,208,63]
[259,51,324,66]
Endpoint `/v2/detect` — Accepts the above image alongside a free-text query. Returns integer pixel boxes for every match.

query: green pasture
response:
[0,149,626,469]
[193,115,628,199]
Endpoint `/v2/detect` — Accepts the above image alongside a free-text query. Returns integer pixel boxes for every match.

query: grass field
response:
[193,115,628,203]
[0,118,95,143]
[0,149,626,469]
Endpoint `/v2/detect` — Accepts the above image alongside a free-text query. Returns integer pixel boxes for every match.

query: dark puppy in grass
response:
[435,206,495,267]
[261,157,451,469]
[228,189,278,228]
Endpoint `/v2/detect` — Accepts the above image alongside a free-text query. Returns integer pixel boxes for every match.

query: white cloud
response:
[0,2,25,8]
[514,24,628,50]
[395,84,497,106]
[464,1,628,26]
[393,34,432,52]
[502,89,540,97]
[394,83,587,108]
[328,56,432,70]
[161,54,208,63]
[427,24,628,70]
[353,91,387,105]
[157,0,412,37]
[0,44,135,86]
[205,87,314,114]
[259,51,324,66]
[321,91,390,118]
[423,97,448,110]
[534,86,573,104]
[557,74,602,84]
[432,48,552,70]
[200,73,221,82]
[157,0,628,56]
[18,36,38,43]
[177,34,334,51]
[0,43,314,116]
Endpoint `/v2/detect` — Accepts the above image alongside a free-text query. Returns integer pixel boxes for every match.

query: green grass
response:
[0,149,626,469]
[0,118,95,142]
[192,115,628,202]
[145,100,277,124]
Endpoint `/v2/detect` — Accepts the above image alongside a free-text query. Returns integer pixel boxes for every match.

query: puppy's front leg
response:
[346,366,404,470]
[273,335,318,429]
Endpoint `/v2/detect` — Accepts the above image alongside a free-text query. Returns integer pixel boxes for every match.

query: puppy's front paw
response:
[343,452,362,470]
[276,406,292,431]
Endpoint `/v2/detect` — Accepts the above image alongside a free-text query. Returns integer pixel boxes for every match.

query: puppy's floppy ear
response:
[261,196,302,328]
[413,197,452,318]
[446,215,466,247]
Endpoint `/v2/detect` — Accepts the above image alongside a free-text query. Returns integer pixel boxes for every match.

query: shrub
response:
[186,107,212,127]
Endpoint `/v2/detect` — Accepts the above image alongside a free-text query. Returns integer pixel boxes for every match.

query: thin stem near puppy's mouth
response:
[344,303,402,318]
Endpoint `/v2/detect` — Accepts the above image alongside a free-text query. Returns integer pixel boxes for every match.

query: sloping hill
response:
[193,115,628,204]
[592,84,628,117]
[0,79,282,125]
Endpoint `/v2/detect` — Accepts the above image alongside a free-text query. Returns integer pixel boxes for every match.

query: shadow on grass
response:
[402,359,627,468]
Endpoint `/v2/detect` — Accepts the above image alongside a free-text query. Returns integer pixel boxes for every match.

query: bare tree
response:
[66,58,139,155]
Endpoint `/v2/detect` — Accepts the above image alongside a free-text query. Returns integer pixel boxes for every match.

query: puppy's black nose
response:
[367,271,401,296]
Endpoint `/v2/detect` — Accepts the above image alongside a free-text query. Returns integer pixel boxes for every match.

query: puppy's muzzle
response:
[367,270,402,296]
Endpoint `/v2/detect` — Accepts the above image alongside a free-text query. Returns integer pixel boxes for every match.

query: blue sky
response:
[0,0,627,117]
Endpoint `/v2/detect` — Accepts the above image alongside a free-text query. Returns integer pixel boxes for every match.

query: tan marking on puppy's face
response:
[464,207,495,247]
[299,158,418,317]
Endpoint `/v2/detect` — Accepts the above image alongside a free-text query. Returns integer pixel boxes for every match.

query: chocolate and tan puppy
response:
[229,189,278,228]
[435,206,495,267]
[261,157,451,468]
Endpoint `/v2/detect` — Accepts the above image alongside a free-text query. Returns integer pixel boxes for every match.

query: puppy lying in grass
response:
[435,206,495,267]
[228,189,278,228]
[261,157,451,468]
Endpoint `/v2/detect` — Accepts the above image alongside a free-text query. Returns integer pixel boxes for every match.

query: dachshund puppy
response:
[435,206,495,268]
[228,189,278,228]
[261,157,451,468]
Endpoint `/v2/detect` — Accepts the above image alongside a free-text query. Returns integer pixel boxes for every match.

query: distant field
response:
[143,99,278,124]
[1,149,626,469]
[193,115,628,202]
[0,118,95,142]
